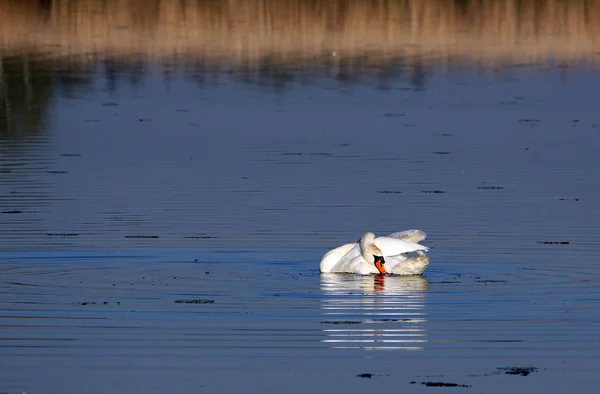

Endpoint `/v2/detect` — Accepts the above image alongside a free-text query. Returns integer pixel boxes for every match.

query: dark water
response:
[2,11,600,392]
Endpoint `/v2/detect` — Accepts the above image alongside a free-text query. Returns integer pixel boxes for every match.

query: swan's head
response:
[359,232,386,274]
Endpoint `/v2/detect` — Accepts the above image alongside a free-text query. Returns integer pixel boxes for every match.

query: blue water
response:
[2,59,600,393]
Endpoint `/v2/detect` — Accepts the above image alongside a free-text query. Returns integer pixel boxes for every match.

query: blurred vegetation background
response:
[2,0,599,137]
[1,0,599,65]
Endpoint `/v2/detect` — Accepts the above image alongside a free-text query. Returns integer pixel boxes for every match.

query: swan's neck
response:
[359,239,371,261]
[359,234,378,263]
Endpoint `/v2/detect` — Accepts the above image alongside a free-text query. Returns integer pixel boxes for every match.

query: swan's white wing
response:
[381,254,408,267]
[387,229,427,244]
[387,255,430,276]
[335,254,377,275]
[321,243,379,275]
[320,243,356,273]
[326,252,426,275]
[374,236,428,256]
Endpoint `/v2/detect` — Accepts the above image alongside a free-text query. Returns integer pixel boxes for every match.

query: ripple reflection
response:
[320,274,428,351]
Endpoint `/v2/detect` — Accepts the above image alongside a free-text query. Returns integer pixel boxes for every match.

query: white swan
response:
[320,230,430,275]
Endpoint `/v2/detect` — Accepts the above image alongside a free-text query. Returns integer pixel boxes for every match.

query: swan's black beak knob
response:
[374,255,386,274]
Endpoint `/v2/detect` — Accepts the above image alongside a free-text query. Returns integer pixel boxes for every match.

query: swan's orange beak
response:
[374,256,386,274]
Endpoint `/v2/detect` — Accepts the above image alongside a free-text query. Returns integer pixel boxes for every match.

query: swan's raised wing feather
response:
[387,229,427,244]
[375,236,428,256]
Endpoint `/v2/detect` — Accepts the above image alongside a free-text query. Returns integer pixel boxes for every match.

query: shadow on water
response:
[0,56,57,222]
[0,56,54,139]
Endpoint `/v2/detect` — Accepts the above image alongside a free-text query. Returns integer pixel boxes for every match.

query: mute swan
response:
[320,230,430,275]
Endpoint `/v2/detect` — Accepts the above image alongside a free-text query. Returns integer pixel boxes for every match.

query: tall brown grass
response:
[1,0,600,67]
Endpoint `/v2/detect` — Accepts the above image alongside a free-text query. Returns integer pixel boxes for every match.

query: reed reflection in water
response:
[320,274,428,351]
[1,0,600,67]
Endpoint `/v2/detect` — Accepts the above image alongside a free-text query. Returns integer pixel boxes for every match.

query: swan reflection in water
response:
[320,273,429,350]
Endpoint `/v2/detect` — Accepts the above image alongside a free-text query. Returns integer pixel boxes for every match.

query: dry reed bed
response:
[1,0,600,68]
